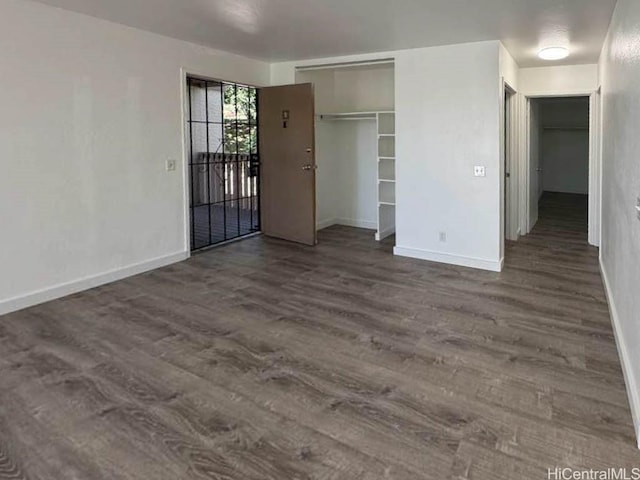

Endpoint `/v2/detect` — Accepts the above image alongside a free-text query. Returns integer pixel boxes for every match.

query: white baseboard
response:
[0,251,189,316]
[393,246,503,272]
[600,259,640,449]
[317,218,337,230]
[375,226,396,241]
[317,218,377,231]
[336,218,377,230]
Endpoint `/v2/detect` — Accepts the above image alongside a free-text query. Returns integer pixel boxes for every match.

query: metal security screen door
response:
[187,78,260,250]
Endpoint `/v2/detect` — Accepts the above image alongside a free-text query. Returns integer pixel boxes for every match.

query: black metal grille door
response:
[187,78,260,250]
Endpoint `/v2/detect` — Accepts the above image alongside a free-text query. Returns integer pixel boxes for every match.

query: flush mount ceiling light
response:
[538,47,570,60]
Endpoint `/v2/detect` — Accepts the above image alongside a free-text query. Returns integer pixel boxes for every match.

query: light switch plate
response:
[474,166,486,177]
[166,159,177,172]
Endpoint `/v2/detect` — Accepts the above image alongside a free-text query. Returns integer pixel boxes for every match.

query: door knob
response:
[302,165,316,171]
[537,168,543,172]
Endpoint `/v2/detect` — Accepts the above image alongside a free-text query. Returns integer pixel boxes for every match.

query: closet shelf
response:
[379,179,396,183]
[378,156,395,161]
[379,201,396,207]
[378,134,395,137]
[318,111,393,121]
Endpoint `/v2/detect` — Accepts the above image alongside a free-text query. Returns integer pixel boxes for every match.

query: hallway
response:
[0,194,637,478]
[527,192,589,242]
[508,191,591,263]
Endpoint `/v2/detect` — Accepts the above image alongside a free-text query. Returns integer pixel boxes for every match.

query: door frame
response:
[180,68,193,258]
[500,79,519,262]
[179,68,263,255]
[519,89,602,247]
[503,82,519,242]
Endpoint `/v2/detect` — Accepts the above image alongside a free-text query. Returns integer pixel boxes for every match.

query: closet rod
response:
[319,117,376,121]
[318,114,377,121]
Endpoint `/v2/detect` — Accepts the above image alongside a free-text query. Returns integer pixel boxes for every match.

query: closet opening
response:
[295,61,396,247]
[186,77,260,251]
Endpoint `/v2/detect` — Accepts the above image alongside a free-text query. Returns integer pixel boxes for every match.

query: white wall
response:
[314,121,340,228]
[271,51,396,86]
[519,64,599,95]
[312,119,379,230]
[335,121,378,229]
[333,67,395,114]
[0,0,270,314]
[499,43,519,89]
[598,0,640,447]
[539,99,590,195]
[394,41,502,271]
[295,69,338,227]
[273,42,503,271]
[540,98,590,127]
[541,131,589,194]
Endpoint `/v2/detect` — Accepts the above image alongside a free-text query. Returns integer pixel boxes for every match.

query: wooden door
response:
[259,83,316,246]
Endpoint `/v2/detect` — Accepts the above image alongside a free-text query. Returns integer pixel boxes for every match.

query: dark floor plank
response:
[0,191,638,479]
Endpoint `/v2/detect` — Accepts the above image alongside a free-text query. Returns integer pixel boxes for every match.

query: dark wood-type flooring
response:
[1,192,638,479]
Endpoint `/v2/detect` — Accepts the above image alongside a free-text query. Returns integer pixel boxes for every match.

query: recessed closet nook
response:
[296,61,396,242]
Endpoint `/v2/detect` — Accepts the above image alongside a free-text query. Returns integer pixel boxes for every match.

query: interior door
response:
[259,83,316,246]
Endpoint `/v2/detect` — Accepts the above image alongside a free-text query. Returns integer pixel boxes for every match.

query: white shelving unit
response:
[316,110,396,242]
[376,112,396,241]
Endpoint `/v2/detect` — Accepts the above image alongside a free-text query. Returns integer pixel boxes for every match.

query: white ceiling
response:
[32,0,617,67]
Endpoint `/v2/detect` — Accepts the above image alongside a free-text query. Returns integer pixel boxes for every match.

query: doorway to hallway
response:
[527,96,591,243]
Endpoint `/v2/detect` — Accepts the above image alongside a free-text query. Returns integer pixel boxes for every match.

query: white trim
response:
[317,218,377,231]
[507,85,519,242]
[524,90,595,98]
[588,89,602,247]
[375,226,396,241]
[500,78,506,257]
[393,246,503,272]
[0,251,189,316]
[600,259,640,449]
[520,94,530,234]
[336,218,377,230]
[317,218,336,230]
[520,90,602,242]
[296,58,394,72]
[501,79,520,250]
[180,68,191,255]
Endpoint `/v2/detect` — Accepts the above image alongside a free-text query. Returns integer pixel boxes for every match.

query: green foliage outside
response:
[223,84,257,155]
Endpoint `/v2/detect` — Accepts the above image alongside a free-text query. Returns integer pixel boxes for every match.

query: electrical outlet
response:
[474,166,486,177]
[439,232,447,243]
[166,159,177,172]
